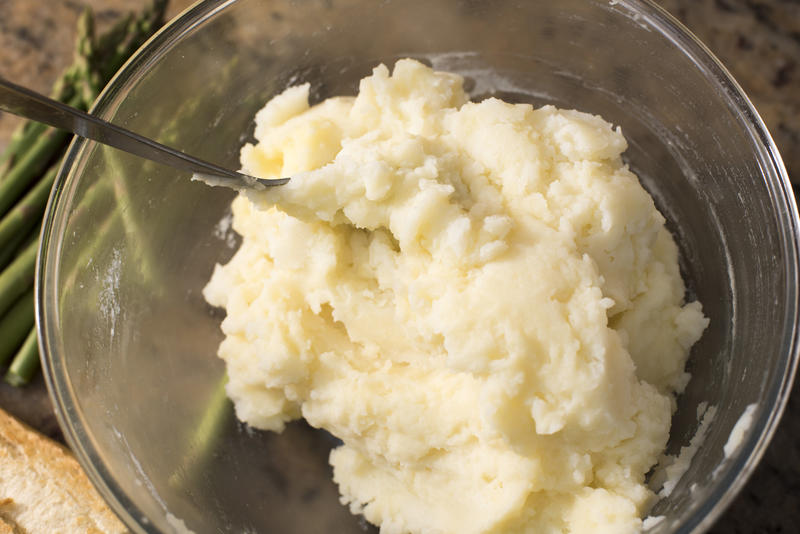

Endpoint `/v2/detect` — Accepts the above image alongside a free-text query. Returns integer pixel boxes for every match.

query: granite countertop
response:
[0,1,798,532]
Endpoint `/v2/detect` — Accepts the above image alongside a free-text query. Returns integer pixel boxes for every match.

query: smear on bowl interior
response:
[203,59,709,534]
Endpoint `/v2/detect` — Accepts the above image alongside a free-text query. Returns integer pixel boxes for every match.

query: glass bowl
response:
[37,0,799,532]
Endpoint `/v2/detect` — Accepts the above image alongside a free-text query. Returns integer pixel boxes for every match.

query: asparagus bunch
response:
[0,0,169,386]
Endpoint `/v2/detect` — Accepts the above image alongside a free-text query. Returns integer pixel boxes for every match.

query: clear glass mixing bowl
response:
[37,0,799,532]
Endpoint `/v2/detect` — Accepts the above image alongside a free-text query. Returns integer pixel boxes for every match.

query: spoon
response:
[0,77,288,190]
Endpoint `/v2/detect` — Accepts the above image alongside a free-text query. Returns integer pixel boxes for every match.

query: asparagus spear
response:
[0,239,36,319]
[4,327,39,387]
[93,13,134,68]
[0,127,70,219]
[0,124,46,182]
[0,164,56,254]
[0,289,34,367]
[0,225,30,272]
[73,9,101,108]
[96,0,168,83]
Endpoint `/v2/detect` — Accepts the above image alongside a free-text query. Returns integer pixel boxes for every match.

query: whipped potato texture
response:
[203,59,709,533]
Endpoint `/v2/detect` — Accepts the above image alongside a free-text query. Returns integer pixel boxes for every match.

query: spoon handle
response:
[0,77,287,190]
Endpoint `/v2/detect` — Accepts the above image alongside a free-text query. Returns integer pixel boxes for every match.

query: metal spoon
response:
[0,77,288,190]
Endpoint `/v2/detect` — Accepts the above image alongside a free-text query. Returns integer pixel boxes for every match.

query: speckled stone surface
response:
[0,1,798,532]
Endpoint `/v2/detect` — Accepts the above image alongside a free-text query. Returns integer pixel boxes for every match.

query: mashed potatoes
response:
[203,59,708,533]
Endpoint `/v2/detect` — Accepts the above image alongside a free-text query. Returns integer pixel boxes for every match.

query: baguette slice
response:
[0,406,128,533]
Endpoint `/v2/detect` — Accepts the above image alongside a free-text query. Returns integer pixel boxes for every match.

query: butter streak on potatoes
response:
[203,59,708,534]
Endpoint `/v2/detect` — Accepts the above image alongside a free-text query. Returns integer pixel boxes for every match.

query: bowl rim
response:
[35,1,800,533]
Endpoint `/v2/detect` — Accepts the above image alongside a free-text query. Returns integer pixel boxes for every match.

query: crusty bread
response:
[0,407,128,533]
[0,514,15,534]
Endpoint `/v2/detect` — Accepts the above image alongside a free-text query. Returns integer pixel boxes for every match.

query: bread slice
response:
[0,406,128,533]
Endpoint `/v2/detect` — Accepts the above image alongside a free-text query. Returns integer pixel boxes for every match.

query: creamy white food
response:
[203,59,709,533]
